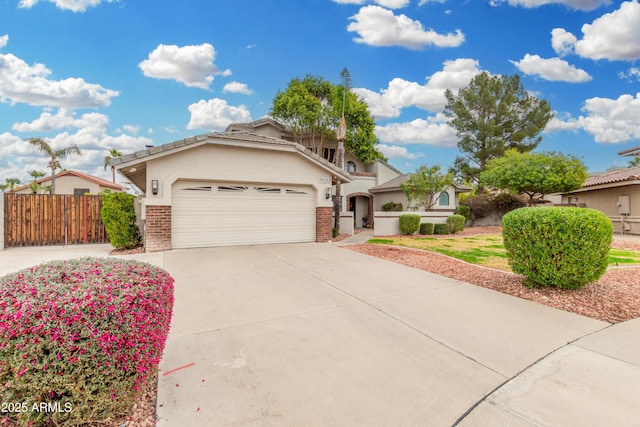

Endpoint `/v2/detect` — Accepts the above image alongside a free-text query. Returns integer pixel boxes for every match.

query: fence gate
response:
[3,193,109,247]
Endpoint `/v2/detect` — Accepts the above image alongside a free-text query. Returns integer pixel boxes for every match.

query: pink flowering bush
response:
[0,258,174,426]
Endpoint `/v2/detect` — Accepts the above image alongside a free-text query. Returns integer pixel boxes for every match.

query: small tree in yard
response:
[401,165,454,211]
[101,191,140,250]
[480,150,587,206]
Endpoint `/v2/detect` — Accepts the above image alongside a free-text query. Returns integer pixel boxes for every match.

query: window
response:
[322,148,336,163]
[438,191,450,206]
[255,186,281,193]
[345,161,356,173]
[218,185,248,193]
[183,186,212,192]
[74,188,90,196]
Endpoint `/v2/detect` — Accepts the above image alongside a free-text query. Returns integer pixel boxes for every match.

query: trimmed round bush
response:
[434,223,449,235]
[399,214,420,234]
[381,201,403,212]
[446,214,466,234]
[419,222,434,235]
[454,205,470,222]
[502,207,613,289]
[0,258,174,426]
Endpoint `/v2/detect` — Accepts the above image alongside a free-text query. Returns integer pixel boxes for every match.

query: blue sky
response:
[1,0,640,187]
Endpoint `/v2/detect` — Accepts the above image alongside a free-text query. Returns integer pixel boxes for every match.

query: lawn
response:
[368,233,640,272]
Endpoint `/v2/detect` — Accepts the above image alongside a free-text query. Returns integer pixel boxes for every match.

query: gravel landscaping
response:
[344,226,640,324]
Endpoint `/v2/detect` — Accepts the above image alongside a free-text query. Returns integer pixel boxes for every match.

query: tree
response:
[27,138,81,194]
[104,148,123,183]
[27,170,46,194]
[444,72,553,187]
[629,156,640,167]
[480,150,588,206]
[271,73,382,163]
[400,165,454,211]
[0,178,21,192]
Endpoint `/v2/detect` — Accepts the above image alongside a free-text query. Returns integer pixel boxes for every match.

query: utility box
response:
[618,196,630,215]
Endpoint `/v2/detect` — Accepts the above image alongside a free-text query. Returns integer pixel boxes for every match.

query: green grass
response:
[368,233,640,272]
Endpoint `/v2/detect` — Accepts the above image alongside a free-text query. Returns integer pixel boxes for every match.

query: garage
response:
[172,181,316,248]
[111,129,351,252]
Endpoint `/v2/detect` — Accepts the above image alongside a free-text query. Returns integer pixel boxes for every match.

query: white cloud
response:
[139,43,229,89]
[554,1,640,61]
[347,5,464,50]
[510,54,591,82]
[551,28,577,57]
[0,35,8,49]
[18,0,118,13]
[223,81,254,95]
[353,58,482,118]
[491,0,611,11]
[0,46,118,108]
[187,98,252,131]
[376,144,417,159]
[619,67,640,82]
[548,93,640,143]
[375,113,458,147]
[121,124,141,135]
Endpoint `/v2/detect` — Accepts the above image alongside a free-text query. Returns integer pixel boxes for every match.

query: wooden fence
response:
[3,193,109,247]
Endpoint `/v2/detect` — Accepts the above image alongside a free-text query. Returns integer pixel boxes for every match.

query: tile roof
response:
[618,145,640,156]
[583,166,640,187]
[8,170,124,193]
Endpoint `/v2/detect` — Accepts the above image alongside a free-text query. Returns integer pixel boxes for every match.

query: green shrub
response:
[332,227,339,238]
[101,191,140,249]
[399,214,420,234]
[381,201,403,212]
[460,194,493,221]
[493,192,527,214]
[0,258,174,426]
[434,223,449,235]
[446,214,466,234]
[419,222,434,235]
[502,207,613,289]
[454,205,471,221]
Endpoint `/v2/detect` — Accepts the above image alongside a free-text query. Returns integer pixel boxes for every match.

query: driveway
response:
[154,243,639,427]
[1,243,638,426]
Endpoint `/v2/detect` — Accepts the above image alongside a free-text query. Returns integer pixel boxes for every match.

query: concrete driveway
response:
[2,242,639,426]
[154,242,640,427]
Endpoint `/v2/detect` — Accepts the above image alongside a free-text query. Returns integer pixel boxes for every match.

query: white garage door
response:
[172,181,316,248]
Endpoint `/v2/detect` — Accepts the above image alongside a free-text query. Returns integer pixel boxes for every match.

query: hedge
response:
[419,222,434,235]
[399,214,420,235]
[502,207,612,289]
[434,223,449,235]
[446,214,466,234]
[0,258,174,426]
[101,191,141,250]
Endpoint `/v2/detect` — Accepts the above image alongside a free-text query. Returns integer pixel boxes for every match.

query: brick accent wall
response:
[145,205,171,252]
[316,206,333,243]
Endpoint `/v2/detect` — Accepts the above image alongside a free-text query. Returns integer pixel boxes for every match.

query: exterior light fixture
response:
[151,179,159,195]
[325,187,332,199]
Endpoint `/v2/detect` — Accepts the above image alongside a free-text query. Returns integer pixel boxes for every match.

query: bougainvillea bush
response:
[0,258,174,426]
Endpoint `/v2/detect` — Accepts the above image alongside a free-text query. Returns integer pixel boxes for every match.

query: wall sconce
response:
[325,187,332,200]
[151,180,159,195]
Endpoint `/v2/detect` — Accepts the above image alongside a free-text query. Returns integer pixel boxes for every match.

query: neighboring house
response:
[9,170,124,195]
[111,130,351,252]
[369,174,471,212]
[561,166,640,235]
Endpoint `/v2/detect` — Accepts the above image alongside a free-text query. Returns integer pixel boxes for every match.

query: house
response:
[111,130,351,252]
[9,170,124,195]
[561,166,640,235]
[228,118,468,230]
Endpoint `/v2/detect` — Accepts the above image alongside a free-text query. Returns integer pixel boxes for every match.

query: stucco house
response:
[111,130,351,252]
[561,166,640,235]
[9,170,124,195]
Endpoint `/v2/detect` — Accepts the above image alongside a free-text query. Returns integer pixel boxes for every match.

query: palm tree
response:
[27,138,81,194]
[629,156,640,167]
[27,170,46,194]
[104,148,123,183]
[5,178,21,190]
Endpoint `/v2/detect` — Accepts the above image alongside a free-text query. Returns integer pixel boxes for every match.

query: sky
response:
[1,0,640,188]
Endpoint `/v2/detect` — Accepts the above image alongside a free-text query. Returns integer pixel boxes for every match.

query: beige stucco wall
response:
[143,143,334,208]
[562,185,640,234]
[373,187,458,212]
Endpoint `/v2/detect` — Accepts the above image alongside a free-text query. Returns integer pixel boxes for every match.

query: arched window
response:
[438,191,450,206]
[345,161,356,173]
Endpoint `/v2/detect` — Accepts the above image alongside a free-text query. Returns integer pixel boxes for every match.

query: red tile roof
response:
[8,170,124,193]
[583,166,640,187]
